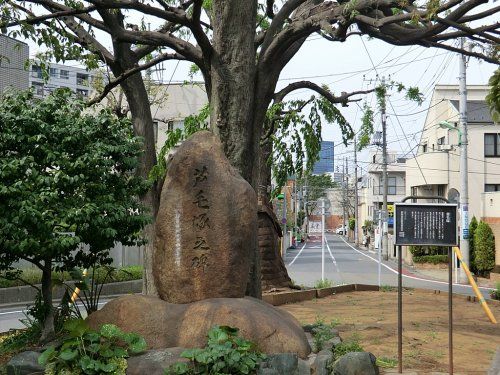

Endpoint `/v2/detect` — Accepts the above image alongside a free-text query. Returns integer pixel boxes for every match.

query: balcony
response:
[372,186,406,196]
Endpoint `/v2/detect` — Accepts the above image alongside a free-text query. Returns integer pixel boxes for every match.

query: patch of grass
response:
[376,357,398,368]
[380,285,396,292]
[314,279,333,289]
[308,316,340,352]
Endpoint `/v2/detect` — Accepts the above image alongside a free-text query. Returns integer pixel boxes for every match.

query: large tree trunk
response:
[40,260,55,343]
[210,0,262,298]
[114,56,160,296]
[258,141,293,290]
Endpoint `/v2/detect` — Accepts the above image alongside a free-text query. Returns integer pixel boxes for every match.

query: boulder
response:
[153,130,257,303]
[258,353,310,375]
[330,352,379,375]
[311,349,333,375]
[126,348,188,375]
[6,351,44,375]
[87,295,311,359]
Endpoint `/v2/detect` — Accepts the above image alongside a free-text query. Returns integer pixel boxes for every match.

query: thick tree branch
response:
[435,18,500,45]
[3,4,97,27]
[87,52,186,107]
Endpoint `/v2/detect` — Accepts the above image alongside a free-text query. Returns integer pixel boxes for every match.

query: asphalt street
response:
[0,234,495,333]
[286,233,494,297]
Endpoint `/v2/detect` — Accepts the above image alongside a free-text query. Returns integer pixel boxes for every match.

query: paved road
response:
[286,233,494,297]
[1,235,494,333]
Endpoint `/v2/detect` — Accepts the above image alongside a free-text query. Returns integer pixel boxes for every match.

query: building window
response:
[437,136,445,145]
[485,184,500,192]
[49,67,57,77]
[32,82,44,96]
[76,88,88,97]
[77,73,89,86]
[485,134,500,157]
[60,70,69,79]
[438,185,445,197]
[31,65,43,79]
[388,177,397,195]
[422,144,428,153]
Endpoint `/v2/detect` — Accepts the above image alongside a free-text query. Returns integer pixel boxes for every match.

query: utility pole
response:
[459,38,469,283]
[343,157,348,236]
[321,198,325,281]
[354,138,359,246]
[381,76,389,261]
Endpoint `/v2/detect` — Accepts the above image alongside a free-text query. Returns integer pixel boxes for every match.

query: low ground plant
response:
[314,279,333,289]
[376,357,397,368]
[490,282,500,300]
[412,255,448,264]
[331,339,364,361]
[39,319,146,375]
[165,326,265,375]
[309,317,340,352]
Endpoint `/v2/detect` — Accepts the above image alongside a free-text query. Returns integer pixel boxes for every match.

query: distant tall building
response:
[0,35,29,93]
[312,140,334,175]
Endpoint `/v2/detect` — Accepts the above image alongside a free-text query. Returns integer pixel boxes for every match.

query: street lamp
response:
[439,121,462,146]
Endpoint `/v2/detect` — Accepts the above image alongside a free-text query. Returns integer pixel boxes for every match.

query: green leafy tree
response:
[297,174,337,216]
[0,89,149,341]
[473,221,496,276]
[469,216,479,274]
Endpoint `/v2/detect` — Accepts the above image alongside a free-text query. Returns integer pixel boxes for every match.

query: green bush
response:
[39,319,146,375]
[331,340,364,361]
[412,255,448,264]
[0,266,143,289]
[349,217,355,231]
[469,216,479,274]
[314,279,333,289]
[165,326,265,375]
[409,246,447,257]
[473,221,496,275]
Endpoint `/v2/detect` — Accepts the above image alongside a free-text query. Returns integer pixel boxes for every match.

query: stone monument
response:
[153,131,256,303]
[87,131,310,359]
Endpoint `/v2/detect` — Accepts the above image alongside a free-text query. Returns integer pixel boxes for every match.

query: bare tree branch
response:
[87,52,186,106]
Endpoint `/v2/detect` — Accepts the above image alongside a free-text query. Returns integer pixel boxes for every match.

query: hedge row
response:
[413,255,448,264]
[0,266,143,289]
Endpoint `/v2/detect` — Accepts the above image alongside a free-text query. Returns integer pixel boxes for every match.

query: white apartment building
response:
[406,84,500,271]
[30,62,96,98]
[357,150,406,243]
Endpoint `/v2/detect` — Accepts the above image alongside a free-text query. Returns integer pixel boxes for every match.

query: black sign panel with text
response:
[394,203,458,246]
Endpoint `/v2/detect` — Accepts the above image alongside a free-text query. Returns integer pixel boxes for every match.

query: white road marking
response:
[288,242,308,266]
[337,236,493,291]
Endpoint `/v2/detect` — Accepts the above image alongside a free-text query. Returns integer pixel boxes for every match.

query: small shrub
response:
[412,255,448,264]
[469,216,479,274]
[331,340,364,361]
[314,279,333,289]
[474,221,496,275]
[165,326,265,375]
[490,282,500,301]
[39,319,146,375]
[349,217,355,231]
[310,317,340,352]
[409,245,446,257]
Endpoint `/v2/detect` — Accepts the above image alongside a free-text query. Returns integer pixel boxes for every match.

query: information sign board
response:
[308,221,321,233]
[394,203,457,246]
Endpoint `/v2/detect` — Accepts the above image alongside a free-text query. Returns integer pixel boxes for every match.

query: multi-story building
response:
[0,34,29,93]
[30,62,96,98]
[150,82,208,151]
[405,84,500,272]
[357,150,406,245]
[312,140,334,175]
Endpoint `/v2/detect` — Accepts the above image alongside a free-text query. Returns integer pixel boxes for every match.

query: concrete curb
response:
[262,284,380,306]
[0,280,142,307]
[488,346,500,375]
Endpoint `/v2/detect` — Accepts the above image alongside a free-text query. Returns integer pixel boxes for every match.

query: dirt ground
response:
[280,289,500,374]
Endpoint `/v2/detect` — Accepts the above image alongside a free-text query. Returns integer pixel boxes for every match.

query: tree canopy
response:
[0,89,149,339]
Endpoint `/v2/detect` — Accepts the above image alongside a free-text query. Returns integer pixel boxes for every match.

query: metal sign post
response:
[394,198,458,375]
